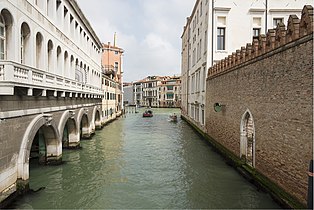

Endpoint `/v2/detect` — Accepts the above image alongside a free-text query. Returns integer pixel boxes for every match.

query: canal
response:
[10,109,280,209]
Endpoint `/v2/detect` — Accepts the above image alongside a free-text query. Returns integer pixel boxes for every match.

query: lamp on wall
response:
[214,103,223,112]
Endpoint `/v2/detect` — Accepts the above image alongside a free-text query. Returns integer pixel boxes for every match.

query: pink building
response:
[102,39,124,117]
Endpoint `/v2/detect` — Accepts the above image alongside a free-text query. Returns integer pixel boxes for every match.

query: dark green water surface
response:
[11,108,280,209]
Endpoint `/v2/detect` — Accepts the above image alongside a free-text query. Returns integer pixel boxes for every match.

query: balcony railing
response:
[0,61,102,96]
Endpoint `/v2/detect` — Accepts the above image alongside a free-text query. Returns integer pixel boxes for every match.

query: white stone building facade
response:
[133,76,161,108]
[133,82,143,107]
[133,76,181,108]
[158,76,181,108]
[0,0,103,204]
[181,0,313,132]
[0,0,103,97]
[102,76,118,123]
[123,84,135,106]
[142,77,160,107]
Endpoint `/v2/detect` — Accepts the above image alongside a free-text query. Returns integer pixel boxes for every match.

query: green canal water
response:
[11,108,280,209]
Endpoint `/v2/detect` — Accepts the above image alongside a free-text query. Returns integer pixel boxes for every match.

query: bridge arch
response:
[91,106,102,131]
[77,108,90,139]
[58,110,79,148]
[240,109,255,167]
[17,114,61,181]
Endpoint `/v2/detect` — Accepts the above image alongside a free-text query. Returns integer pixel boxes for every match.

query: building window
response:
[0,16,5,60]
[199,39,202,58]
[166,93,174,99]
[114,62,118,72]
[64,6,68,17]
[201,108,205,125]
[217,27,225,50]
[204,30,207,53]
[47,40,53,71]
[252,17,262,38]
[253,28,260,38]
[47,0,52,16]
[273,18,283,27]
[195,106,199,122]
[20,30,25,63]
[203,67,206,91]
[20,23,30,64]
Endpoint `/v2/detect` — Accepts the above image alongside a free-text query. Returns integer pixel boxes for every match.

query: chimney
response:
[114,32,117,47]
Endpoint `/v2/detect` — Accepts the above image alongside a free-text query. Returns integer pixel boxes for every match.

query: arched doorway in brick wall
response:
[240,110,255,167]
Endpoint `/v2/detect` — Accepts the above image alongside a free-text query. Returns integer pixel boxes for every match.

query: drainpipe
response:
[186,26,190,116]
[211,0,214,67]
[265,0,268,34]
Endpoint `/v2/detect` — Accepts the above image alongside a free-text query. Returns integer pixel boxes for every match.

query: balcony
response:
[0,61,102,97]
[102,65,116,77]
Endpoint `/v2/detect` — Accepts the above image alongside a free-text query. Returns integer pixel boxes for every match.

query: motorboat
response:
[143,109,153,117]
[169,113,178,122]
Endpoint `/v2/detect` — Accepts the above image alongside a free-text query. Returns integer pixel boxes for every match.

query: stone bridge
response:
[0,96,104,205]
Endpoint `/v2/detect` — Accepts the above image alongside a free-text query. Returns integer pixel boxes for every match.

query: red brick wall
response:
[205,6,313,205]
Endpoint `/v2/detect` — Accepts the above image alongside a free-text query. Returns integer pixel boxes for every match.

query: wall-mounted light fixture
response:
[214,103,223,112]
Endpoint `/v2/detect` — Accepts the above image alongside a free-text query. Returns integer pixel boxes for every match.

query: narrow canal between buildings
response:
[11,109,280,209]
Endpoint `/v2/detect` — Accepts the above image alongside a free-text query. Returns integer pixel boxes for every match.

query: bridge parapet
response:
[0,61,103,97]
[207,5,313,79]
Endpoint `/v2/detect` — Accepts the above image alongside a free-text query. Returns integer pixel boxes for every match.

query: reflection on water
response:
[10,108,280,209]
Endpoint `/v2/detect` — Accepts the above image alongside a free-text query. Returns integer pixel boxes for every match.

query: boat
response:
[169,113,178,122]
[143,109,153,117]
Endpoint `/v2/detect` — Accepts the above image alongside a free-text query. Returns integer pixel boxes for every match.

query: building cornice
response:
[249,8,265,13]
[181,0,199,38]
[269,9,302,13]
[214,7,231,12]
[68,0,102,48]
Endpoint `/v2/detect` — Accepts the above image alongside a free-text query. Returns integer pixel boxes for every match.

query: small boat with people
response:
[143,109,153,117]
[169,113,178,122]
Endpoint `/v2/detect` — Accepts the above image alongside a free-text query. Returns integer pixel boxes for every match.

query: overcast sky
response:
[76,0,196,82]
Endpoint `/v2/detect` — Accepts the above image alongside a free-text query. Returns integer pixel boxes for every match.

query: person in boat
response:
[170,113,177,119]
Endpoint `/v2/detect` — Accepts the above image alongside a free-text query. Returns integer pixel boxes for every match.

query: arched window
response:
[64,51,68,77]
[56,46,62,75]
[75,58,79,82]
[70,55,74,79]
[87,66,89,84]
[0,9,13,60]
[78,61,83,82]
[83,64,86,83]
[0,15,5,60]
[20,22,30,64]
[36,32,44,69]
[47,40,54,72]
